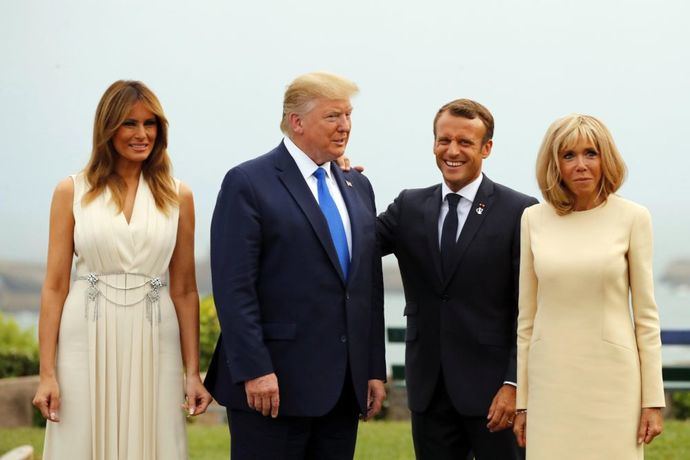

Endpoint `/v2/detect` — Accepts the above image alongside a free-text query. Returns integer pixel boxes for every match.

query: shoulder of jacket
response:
[402,184,439,198]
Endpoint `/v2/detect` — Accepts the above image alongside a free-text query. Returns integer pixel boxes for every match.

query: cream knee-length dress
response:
[43,172,187,460]
[516,195,665,460]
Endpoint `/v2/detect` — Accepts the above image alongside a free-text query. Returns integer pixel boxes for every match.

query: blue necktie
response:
[314,167,350,279]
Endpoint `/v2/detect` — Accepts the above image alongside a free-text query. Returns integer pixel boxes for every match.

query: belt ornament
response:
[77,272,167,324]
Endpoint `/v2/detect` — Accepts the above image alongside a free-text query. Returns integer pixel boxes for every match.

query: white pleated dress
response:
[43,172,187,460]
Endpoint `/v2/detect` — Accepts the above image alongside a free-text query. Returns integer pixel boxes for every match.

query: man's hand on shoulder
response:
[486,384,516,432]
[363,379,386,421]
[335,155,364,173]
[244,372,280,418]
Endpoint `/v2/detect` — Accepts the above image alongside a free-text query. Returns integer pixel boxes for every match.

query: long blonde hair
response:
[83,80,177,213]
[535,114,627,215]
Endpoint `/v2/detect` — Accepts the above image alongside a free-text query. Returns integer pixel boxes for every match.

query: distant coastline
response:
[662,258,690,290]
[2,257,688,367]
[1,255,688,310]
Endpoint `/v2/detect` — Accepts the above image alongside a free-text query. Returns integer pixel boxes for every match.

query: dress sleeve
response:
[629,207,666,408]
[516,208,537,409]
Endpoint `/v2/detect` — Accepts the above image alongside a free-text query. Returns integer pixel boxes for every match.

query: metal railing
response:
[386,328,690,389]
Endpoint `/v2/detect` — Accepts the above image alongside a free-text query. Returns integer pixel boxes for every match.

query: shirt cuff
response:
[503,381,517,387]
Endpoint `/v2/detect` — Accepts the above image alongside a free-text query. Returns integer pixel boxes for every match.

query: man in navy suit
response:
[377,99,537,459]
[205,72,386,459]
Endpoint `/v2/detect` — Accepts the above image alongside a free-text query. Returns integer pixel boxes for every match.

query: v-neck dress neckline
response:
[122,173,143,227]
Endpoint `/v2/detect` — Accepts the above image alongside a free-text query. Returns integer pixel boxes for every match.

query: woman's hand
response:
[638,407,663,444]
[183,374,213,416]
[513,411,527,448]
[33,376,61,422]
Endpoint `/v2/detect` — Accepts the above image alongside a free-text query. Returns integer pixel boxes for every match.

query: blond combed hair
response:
[280,71,359,134]
[535,113,627,215]
[83,80,177,214]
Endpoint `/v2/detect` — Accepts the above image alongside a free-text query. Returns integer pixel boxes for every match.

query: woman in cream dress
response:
[513,114,665,459]
[33,80,212,459]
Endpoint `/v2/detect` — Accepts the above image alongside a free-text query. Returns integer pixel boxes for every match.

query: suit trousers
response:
[227,375,359,460]
[411,371,523,460]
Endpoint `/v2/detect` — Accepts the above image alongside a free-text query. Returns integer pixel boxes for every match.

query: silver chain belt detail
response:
[77,272,167,323]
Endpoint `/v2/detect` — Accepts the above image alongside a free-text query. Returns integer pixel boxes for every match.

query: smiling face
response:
[433,112,492,192]
[289,98,352,165]
[112,101,158,164]
[558,136,603,210]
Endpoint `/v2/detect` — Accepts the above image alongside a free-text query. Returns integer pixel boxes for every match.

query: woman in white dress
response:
[513,114,664,459]
[33,80,212,459]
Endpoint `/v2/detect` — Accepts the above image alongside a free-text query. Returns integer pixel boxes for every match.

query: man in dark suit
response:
[205,72,386,459]
[377,99,537,459]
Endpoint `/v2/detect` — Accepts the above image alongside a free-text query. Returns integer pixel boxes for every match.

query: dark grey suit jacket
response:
[377,174,537,415]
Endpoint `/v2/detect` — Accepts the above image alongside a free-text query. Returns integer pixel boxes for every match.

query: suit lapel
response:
[424,186,445,287]
[330,164,361,286]
[442,175,496,289]
[273,144,346,283]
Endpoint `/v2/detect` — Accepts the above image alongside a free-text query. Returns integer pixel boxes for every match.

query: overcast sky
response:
[1,0,689,268]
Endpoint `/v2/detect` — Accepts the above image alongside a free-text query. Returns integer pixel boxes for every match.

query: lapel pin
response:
[345,180,353,187]
[475,202,486,215]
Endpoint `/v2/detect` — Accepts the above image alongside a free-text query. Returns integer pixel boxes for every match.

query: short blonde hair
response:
[280,71,359,134]
[535,114,627,215]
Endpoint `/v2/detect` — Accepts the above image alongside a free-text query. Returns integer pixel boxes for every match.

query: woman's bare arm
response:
[168,183,212,415]
[33,177,75,421]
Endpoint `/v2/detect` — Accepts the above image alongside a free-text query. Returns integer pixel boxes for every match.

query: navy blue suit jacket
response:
[377,175,537,415]
[204,142,386,417]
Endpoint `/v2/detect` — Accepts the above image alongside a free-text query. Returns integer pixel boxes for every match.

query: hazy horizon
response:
[2,0,689,269]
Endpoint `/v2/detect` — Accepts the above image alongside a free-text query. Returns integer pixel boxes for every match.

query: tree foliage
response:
[672,391,690,420]
[199,296,220,373]
[0,312,39,378]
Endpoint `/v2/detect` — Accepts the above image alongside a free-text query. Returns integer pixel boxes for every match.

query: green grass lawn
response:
[2,420,689,459]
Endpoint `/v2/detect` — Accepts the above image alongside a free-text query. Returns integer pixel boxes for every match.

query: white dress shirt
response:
[437,173,484,248]
[283,137,352,259]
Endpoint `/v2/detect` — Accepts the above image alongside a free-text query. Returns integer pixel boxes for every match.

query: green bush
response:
[32,406,47,428]
[0,312,38,378]
[671,391,690,420]
[0,351,39,379]
[199,296,221,373]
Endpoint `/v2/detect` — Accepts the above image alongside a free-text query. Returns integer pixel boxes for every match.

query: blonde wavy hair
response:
[535,114,627,215]
[280,71,359,135]
[83,80,177,213]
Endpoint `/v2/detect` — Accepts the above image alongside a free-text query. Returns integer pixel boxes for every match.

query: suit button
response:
[345,292,350,300]
[340,335,348,343]
[441,294,450,302]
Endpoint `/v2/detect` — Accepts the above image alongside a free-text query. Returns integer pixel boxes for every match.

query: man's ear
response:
[481,139,493,159]
[289,112,303,135]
